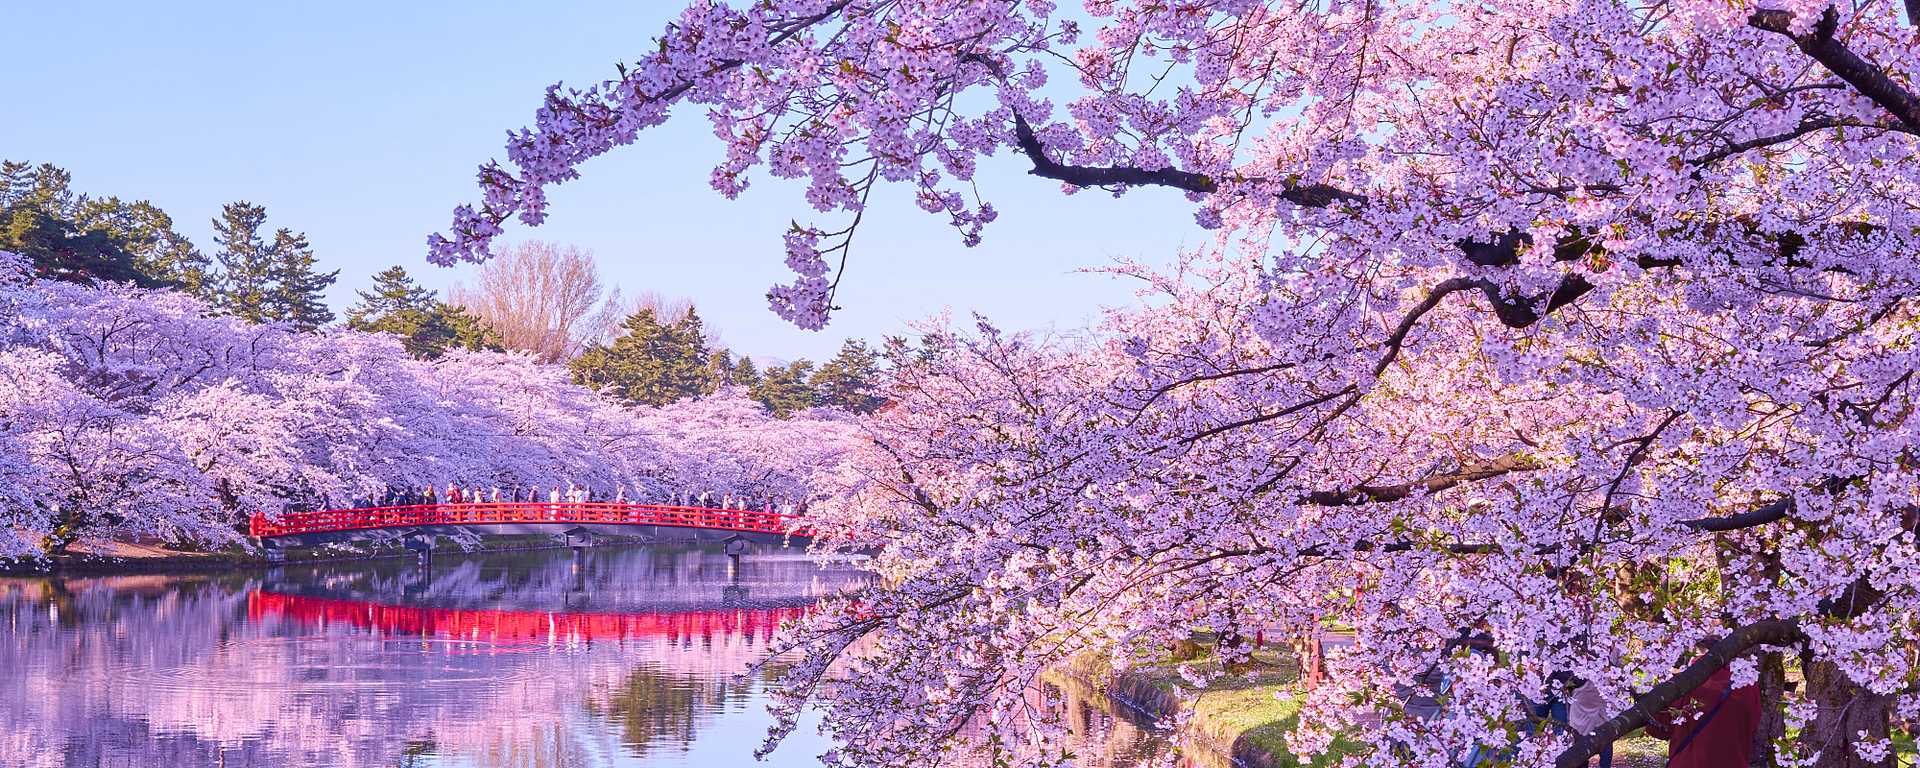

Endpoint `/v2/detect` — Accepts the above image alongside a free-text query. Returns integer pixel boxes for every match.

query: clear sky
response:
[3,1,1201,361]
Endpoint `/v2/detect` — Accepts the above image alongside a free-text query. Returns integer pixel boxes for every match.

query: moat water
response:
[1,545,1173,767]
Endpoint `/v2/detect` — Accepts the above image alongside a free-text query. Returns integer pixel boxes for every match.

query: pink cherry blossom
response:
[436,2,1920,765]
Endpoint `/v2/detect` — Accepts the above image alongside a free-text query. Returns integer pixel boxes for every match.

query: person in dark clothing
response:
[1646,665,1761,768]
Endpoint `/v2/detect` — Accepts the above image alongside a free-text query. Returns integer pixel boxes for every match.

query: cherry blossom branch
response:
[1689,117,1916,166]
[1301,454,1539,507]
[1554,618,1805,768]
[1555,576,1892,768]
[1007,110,1224,194]
[1749,8,1920,131]
[1680,497,1793,532]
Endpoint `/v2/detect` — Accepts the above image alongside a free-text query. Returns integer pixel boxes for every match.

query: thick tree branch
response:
[1375,277,1478,373]
[997,9,1911,332]
[1691,117,1916,165]
[1681,497,1793,532]
[1554,577,1887,768]
[1554,618,1805,768]
[1009,111,1222,194]
[1750,8,1920,131]
[1303,455,1539,507]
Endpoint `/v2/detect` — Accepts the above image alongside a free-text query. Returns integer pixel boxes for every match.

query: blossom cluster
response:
[0,253,863,559]
[436,0,1920,765]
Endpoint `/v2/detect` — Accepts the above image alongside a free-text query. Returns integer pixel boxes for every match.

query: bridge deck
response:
[250,502,807,538]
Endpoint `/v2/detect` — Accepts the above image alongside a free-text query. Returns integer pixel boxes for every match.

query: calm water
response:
[0,545,1171,768]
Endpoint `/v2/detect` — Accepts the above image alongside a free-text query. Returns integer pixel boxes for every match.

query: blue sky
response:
[4,1,1200,360]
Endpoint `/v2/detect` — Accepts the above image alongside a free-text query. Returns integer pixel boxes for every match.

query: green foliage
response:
[211,201,337,330]
[570,307,717,405]
[72,195,211,292]
[809,339,886,413]
[345,265,503,358]
[0,160,202,289]
[210,202,273,322]
[752,360,818,417]
[729,355,762,390]
[569,298,886,415]
[267,228,336,330]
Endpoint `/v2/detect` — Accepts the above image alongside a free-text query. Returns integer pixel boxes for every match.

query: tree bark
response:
[1750,651,1787,768]
[1800,654,1893,768]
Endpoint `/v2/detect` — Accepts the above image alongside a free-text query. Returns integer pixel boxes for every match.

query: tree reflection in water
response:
[0,546,1180,767]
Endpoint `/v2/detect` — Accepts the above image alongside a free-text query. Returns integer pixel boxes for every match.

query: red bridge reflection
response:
[248,591,806,644]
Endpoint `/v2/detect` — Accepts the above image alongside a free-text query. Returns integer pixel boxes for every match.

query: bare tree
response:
[449,241,610,363]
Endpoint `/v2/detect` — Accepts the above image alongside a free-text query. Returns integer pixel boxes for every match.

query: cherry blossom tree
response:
[436,2,1920,766]
[0,252,861,560]
[637,387,865,505]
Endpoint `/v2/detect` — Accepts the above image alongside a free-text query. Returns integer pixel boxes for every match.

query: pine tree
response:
[73,196,211,294]
[265,228,337,330]
[345,266,501,358]
[0,161,158,286]
[211,202,275,323]
[569,307,715,405]
[211,202,336,329]
[730,355,762,391]
[669,308,720,395]
[707,348,738,387]
[809,339,886,413]
[752,360,817,417]
[0,161,34,202]
[347,266,435,322]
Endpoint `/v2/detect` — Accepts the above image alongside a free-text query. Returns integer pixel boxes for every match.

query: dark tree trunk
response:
[1750,651,1786,768]
[1800,654,1893,768]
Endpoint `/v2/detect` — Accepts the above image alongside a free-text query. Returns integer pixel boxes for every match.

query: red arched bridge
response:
[249,502,809,539]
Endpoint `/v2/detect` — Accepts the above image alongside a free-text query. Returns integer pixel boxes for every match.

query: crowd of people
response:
[294,486,811,516]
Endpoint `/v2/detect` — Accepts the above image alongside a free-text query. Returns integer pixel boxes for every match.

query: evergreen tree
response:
[73,196,211,294]
[707,348,738,386]
[211,202,274,323]
[751,360,817,417]
[569,307,714,405]
[348,265,435,321]
[0,161,165,287]
[809,339,886,413]
[265,228,337,330]
[670,308,719,394]
[730,355,762,391]
[211,202,336,329]
[345,265,501,359]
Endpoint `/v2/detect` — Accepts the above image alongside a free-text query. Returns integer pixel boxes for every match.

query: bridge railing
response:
[249,502,807,538]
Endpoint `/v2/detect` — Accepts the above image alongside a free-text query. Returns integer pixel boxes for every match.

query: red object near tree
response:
[1646,666,1763,768]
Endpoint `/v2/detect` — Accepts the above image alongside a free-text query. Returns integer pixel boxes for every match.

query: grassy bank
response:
[1058,638,1671,768]
[1058,638,1335,768]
